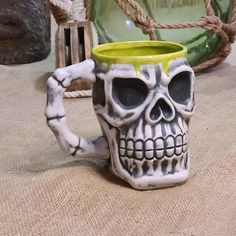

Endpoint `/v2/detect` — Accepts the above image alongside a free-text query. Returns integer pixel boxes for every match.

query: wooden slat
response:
[57,25,66,67]
[82,21,92,59]
[70,24,80,64]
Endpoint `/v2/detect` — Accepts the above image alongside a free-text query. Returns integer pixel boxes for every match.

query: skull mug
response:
[45,41,195,190]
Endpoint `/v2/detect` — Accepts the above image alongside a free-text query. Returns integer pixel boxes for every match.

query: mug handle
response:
[45,59,109,159]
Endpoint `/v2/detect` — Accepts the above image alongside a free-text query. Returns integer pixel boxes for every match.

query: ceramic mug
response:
[45,41,195,190]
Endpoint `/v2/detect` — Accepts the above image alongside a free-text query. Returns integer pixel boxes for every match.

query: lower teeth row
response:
[120,153,188,177]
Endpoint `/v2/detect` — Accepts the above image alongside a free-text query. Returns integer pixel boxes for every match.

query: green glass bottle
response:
[91,0,231,67]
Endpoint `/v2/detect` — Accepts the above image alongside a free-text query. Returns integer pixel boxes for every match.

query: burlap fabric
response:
[1,19,236,235]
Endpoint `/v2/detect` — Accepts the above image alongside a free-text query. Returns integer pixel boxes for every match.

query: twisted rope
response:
[71,0,85,21]
[64,89,92,98]
[84,0,92,21]
[113,0,236,72]
[232,2,236,23]
[114,0,157,39]
[49,0,72,24]
[204,0,214,16]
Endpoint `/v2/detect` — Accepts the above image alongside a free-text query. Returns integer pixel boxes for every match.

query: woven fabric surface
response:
[0,19,236,235]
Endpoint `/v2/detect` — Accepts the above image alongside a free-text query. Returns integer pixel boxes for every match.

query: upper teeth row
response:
[119,134,187,160]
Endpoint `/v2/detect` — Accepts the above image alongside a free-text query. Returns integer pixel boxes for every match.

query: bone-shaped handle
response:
[45,59,109,159]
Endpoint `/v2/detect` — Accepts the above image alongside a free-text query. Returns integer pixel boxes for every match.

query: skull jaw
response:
[109,153,190,190]
[110,165,189,190]
[100,120,190,190]
[131,170,189,190]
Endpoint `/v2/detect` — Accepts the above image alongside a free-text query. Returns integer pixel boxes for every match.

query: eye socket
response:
[168,71,192,105]
[112,78,148,109]
[92,77,105,106]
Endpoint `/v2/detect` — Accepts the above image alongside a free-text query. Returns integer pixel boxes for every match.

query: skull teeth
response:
[119,134,187,161]
[119,134,188,177]
[120,153,188,177]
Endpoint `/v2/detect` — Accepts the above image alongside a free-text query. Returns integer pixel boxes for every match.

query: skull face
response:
[93,58,195,190]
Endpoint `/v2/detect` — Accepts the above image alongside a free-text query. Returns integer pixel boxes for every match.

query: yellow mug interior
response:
[92,41,187,74]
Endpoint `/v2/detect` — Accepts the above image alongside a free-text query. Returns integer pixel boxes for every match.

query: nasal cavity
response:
[150,98,173,121]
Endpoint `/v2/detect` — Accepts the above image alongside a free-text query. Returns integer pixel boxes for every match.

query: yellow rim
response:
[92,41,187,74]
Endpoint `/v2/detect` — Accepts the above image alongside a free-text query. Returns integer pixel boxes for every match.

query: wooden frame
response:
[56,20,93,90]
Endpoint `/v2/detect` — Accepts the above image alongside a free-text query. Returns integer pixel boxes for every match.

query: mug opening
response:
[92,41,187,74]
[96,43,183,57]
[93,41,186,59]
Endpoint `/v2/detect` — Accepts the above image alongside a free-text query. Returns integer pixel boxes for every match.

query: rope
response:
[49,0,72,24]
[84,0,92,21]
[231,1,236,23]
[113,0,236,72]
[204,0,214,16]
[114,0,157,39]
[64,89,92,98]
[71,0,85,21]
